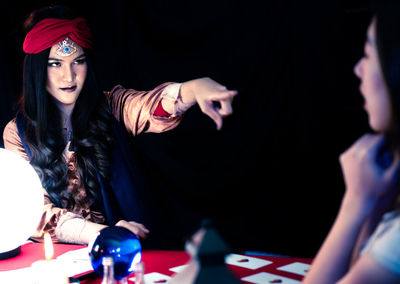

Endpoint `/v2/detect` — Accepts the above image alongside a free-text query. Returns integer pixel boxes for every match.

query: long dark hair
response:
[375,1,400,153]
[20,6,113,210]
[374,0,400,211]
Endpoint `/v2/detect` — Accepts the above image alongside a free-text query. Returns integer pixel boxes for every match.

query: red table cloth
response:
[0,243,313,283]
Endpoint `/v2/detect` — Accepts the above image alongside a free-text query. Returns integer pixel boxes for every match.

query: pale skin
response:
[46,41,237,244]
[302,19,400,284]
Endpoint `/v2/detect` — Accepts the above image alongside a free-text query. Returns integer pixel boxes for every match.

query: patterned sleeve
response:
[106,82,184,136]
[3,120,84,244]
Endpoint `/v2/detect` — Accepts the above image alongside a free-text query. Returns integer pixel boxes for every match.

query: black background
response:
[0,0,374,257]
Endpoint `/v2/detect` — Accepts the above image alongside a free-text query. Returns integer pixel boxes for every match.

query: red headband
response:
[23,17,92,54]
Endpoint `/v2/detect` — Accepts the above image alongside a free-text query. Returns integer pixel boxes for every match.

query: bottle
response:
[135,262,145,284]
[101,256,116,284]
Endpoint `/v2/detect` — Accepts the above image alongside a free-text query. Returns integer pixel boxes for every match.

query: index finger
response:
[210,90,238,101]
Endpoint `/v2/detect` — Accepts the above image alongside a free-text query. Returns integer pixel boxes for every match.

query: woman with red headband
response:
[3,6,237,245]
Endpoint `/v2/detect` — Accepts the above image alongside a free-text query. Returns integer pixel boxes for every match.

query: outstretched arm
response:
[161,77,238,130]
[107,78,237,135]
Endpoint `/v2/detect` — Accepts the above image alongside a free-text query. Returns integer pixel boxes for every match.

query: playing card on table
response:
[241,272,301,284]
[129,272,171,283]
[169,264,189,273]
[277,262,310,276]
[225,253,273,270]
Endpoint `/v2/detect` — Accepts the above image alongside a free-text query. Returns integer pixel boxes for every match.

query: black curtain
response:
[1,0,373,257]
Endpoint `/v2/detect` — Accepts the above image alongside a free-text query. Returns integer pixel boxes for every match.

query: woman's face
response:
[354,19,391,133]
[46,39,87,109]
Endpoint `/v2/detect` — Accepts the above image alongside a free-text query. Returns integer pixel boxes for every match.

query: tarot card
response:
[169,264,189,273]
[241,272,301,284]
[276,262,310,276]
[225,254,273,270]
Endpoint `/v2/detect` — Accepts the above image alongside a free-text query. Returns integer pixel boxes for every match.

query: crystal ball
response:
[0,148,43,259]
[90,226,142,280]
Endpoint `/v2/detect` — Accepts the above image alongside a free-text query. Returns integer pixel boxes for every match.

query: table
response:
[0,243,313,283]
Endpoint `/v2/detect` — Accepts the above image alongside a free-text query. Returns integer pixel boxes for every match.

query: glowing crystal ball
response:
[0,148,44,259]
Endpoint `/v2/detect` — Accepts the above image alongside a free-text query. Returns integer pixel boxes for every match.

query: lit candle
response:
[31,232,69,284]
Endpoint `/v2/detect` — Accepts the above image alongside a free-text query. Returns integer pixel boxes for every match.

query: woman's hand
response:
[115,220,150,239]
[303,134,399,284]
[339,133,400,213]
[181,77,238,130]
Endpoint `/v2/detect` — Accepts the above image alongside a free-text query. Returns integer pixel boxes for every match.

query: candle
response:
[44,232,54,261]
[31,233,69,284]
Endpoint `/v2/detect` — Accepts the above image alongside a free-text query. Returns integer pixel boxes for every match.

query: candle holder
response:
[31,232,69,284]
[90,226,142,281]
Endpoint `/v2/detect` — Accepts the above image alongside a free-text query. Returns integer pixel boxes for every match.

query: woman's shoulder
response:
[104,85,124,96]
[3,118,29,161]
[106,82,177,96]
[3,118,18,140]
[362,209,400,275]
[371,209,400,243]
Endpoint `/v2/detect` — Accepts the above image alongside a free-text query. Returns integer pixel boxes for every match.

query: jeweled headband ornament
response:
[56,37,77,56]
[23,17,92,54]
